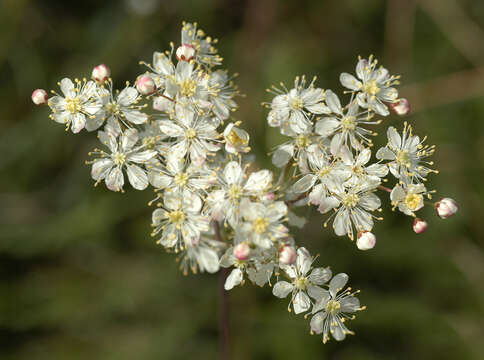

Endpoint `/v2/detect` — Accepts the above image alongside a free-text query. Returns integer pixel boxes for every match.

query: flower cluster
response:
[33,23,458,344]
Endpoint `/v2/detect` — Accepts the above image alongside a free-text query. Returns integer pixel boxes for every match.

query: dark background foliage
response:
[1,0,483,359]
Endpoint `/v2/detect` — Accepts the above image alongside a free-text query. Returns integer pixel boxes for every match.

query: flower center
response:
[342,193,359,208]
[295,277,309,290]
[113,152,126,166]
[174,172,189,187]
[228,184,243,201]
[326,299,341,314]
[106,102,120,115]
[352,165,363,175]
[65,97,82,114]
[186,128,197,139]
[405,193,423,211]
[362,79,380,96]
[318,166,331,178]
[341,116,356,131]
[296,134,311,148]
[142,136,156,149]
[168,210,186,225]
[290,96,303,110]
[226,130,248,146]
[396,150,410,167]
[253,217,269,234]
[180,78,197,97]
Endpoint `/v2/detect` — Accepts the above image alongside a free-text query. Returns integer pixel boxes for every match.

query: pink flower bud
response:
[31,89,48,105]
[435,198,458,219]
[262,192,275,201]
[357,231,376,250]
[176,44,196,62]
[279,245,297,265]
[413,218,428,234]
[234,243,250,261]
[135,75,156,95]
[390,98,410,116]
[91,64,111,83]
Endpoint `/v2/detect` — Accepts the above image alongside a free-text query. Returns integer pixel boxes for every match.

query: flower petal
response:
[224,268,243,291]
[272,281,294,298]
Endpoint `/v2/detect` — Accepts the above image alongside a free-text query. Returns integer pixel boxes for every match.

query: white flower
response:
[206,70,238,121]
[146,51,175,89]
[206,161,273,227]
[90,128,156,191]
[271,127,327,172]
[314,90,381,154]
[159,106,220,166]
[148,153,215,193]
[339,146,388,187]
[291,145,346,203]
[321,180,381,240]
[48,78,101,133]
[340,55,399,116]
[376,124,436,183]
[151,190,209,250]
[165,61,209,110]
[237,199,289,249]
[138,120,169,153]
[267,76,329,135]
[177,234,223,275]
[390,183,428,216]
[223,123,250,154]
[310,273,363,343]
[273,247,332,314]
[93,81,149,131]
[181,22,222,67]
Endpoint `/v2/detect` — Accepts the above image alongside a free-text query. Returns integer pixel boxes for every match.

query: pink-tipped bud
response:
[390,98,410,116]
[435,198,458,219]
[413,218,428,234]
[279,245,297,265]
[31,89,48,105]
[176,44,196,62]
[262,192,276,202]
[135,75,156,95]
[357,231,376,250]
[233,243,250,261]
[91,64,111,83]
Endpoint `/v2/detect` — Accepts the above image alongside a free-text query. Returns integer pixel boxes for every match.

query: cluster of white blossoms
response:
[33,22,458,344]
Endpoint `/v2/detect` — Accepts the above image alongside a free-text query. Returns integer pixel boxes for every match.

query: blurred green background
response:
[1,0,483,359]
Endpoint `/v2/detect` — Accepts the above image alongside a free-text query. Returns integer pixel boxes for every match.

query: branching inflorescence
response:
[32,22,458,344]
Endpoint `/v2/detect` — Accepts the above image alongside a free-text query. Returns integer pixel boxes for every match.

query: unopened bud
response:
[136,75,156,95]
[357,231,376,250]
[31,89,48,105]
[176,44,196,62]
[261,192,276,202]
[91,64,111,83]
[234,243,250,261]
[279,245,297,265]
[390,98,410,116]
[413,218,428,234]
[435,198,458,219]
